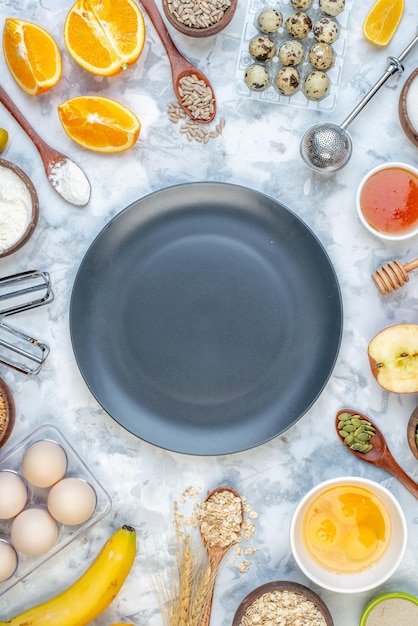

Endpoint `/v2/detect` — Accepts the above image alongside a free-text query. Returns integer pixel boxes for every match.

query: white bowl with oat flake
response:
[232,580,334,626]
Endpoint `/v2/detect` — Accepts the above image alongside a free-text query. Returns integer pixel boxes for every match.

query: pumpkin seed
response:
[357,432,371,442]
[344,424,356,432]
[337,411,375,453]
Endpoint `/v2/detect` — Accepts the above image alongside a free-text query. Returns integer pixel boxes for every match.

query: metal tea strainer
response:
[300,32,418,173]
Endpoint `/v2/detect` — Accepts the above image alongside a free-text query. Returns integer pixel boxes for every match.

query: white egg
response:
[11,508,58,555]
[47,478,97,525]
[0,470,27,519]
[22,439,67,488]
[0,540,18,581]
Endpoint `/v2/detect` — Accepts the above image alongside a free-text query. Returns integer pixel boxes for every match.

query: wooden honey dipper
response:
[372,257,418,295]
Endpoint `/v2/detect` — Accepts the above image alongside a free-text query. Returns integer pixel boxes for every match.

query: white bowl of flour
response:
[0,158,39,257]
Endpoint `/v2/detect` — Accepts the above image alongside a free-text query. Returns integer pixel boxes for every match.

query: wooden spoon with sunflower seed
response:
[336,408,418,499]
[198,486,244,626]
[139,0,216,123]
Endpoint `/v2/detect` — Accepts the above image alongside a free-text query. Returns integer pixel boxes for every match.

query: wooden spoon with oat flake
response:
[199,486,244,626]
[139,0,217,123]
[0,84,91,206]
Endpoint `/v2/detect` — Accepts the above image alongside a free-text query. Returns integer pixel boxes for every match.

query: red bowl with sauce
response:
[356,162,418,241]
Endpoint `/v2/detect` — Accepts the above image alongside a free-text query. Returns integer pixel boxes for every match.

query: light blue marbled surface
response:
[0,0,418,625]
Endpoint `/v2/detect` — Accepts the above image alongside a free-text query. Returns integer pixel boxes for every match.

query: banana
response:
[0,525,136,626]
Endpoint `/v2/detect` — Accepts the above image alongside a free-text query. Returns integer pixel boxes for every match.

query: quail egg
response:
[308,42,335,70]
[313,17,339,43]
[275,66,301,96]
[303,70,330,99]
[244,64,270,91]
[319,0,345,16]
[291,0,313,9]
[278,40,305,66]
[285,12,312,39]
[257,8,283,34]
[249,35,277,62]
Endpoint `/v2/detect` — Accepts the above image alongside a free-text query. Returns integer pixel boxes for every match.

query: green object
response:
[338,413,375,453]
[360,591,418,625]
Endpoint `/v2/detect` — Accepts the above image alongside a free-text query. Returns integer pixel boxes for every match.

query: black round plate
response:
[70,183,342,455]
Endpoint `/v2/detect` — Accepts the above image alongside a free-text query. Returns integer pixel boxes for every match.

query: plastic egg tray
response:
[0,424,112,596]
[234,0,352,111]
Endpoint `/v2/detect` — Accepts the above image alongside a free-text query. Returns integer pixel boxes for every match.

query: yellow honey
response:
[302,484,392,574]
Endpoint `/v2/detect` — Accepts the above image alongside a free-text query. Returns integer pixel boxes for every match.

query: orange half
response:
[363,0,404,46]
[3,18,62,95]
[57,95,141,152]
[64,0,146,76]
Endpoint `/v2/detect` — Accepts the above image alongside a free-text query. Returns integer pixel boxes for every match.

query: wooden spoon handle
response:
[0,84,50,157]
[379,454,418,499]
[199,551,226,626]
[140,0,193,70]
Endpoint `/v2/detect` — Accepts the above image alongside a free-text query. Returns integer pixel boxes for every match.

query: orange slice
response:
[363,0,404,47]
[64,0,146,76]
[57,95,141,152]
[3,18,62,95]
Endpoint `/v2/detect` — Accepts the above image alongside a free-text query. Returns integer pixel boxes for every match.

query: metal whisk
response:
[300,32,418,173]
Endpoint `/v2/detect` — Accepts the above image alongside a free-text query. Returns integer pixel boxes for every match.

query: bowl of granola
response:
[232,580,333,626]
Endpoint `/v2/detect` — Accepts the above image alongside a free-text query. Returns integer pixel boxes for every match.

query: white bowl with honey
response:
[290,476,407,593]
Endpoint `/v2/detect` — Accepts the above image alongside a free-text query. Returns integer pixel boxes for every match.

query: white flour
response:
[406,75,418,132]
[49,159,91,206]
[0,166,32,253]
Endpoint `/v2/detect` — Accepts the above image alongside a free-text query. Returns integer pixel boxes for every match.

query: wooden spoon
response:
[199,486,243,626]
[139,0,216,123]
[335,408,418,499]
[372,257,418,295]
[0,84,91,206]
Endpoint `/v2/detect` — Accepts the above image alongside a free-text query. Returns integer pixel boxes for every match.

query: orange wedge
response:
[3,18,62,95]
[363,0,404,47]
[57,95,141,153]
[64,0,146,76]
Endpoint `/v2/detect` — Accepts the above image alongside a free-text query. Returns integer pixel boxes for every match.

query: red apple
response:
[368,323,418,393]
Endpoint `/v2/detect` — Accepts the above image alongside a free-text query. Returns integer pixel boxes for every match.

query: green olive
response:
[0,128,9,152]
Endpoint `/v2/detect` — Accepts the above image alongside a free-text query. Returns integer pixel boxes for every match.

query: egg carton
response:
[0,424,112,596]
[234,0,352,111]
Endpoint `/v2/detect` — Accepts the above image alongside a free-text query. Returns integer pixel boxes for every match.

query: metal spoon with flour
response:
[0,84,91,206]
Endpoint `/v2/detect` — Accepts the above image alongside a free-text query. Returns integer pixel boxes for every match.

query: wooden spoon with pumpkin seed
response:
[335,408,418,499]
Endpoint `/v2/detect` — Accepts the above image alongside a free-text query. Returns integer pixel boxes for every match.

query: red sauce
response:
[360,167,418,235]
